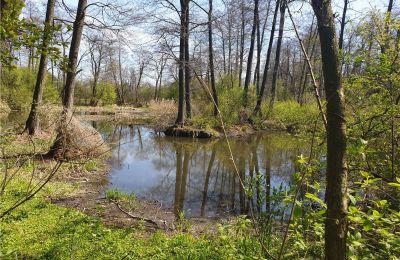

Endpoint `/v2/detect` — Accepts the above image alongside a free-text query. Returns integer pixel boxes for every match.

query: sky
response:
[25,0,395,83]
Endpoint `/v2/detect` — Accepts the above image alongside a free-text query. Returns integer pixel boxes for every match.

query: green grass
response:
[105,188,136,201]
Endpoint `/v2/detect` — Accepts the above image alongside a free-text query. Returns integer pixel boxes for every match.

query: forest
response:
[0,0,399,259]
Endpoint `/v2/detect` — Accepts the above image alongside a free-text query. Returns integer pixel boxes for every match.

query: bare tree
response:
[87,33,106,106]
[243,0,259,107]
[208,0,219,116]
[253,0,280,116]
[269,0,286,112]
[184,0,191,119]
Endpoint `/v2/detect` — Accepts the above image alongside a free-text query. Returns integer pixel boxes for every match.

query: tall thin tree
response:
[176,0,187,125]
[253,0,280,116]
[243,0,259,107]
[311,1,348,259]
[269,0,286,112]
[184,0,191,119]
[24,0,55,135]
[208,0,219,116]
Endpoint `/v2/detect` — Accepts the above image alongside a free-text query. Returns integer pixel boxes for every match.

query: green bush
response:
[266,100,320,131]
[0,67,59,110]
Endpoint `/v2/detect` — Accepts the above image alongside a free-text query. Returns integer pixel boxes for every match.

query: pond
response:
[92,121,307,218]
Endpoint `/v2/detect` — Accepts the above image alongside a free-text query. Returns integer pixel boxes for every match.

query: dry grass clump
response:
[148,100,176,127]
[49,113,108,160]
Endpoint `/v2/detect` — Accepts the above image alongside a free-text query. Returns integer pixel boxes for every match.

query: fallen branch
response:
[113,200,161,228]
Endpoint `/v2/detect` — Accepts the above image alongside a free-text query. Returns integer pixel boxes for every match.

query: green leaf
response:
[363,219,373,231]
[294,205,302,219]
[360,171,370,178]
[305,193,326,208]
[349,194,357,205]
[388,182,400,188]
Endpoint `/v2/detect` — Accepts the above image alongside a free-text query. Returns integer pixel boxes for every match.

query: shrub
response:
[266,100,320,131]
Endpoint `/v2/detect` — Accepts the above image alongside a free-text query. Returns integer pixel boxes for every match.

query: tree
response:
[243,0,259,107]
[87,34,106,106]
[338,0,349,50]
[311,1,348,259]
[24,0,56,135]
[253,0,280,116]
[48,0,87,157]
[184,0,191,119]
[176,0,188,125]
[269,0,286,112]
[208,0,219,116]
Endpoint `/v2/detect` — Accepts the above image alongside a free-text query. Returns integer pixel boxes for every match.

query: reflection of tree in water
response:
[98,124,307,218]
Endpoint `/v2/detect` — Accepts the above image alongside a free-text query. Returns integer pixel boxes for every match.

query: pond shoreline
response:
[74,104,292,139]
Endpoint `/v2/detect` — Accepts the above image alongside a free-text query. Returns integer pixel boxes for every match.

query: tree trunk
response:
[253,0,280,116]
[135,62,144,105]
[176,0,186,125]
[208,0,219,116]
[48,0,87,157]
[311,1,348,259]
[243,0,259,107]
[238,2,245,89]
[338,0,348,50]
[61,0,87,110]
[24,0,55,135]
[184,0,191,119]
[269,0,286,112]
[254,0,272,95]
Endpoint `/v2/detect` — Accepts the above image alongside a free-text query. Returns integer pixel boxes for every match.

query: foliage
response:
[0,67,59,110]
[265,100,320,131]
[0,0,35,67]
[105,188,136,202]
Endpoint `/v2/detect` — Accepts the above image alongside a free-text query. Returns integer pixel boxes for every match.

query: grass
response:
[105,188,136,201]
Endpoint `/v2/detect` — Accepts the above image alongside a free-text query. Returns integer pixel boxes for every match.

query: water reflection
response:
[94,123,305,218]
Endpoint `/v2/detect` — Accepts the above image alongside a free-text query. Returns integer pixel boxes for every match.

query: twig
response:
[113,200,160,228]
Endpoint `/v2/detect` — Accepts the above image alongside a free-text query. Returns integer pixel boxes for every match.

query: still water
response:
[93,122,306,218]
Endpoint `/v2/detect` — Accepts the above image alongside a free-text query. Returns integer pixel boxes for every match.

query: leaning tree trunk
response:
[208,0,219,116]
[48,0,87,157]
[269,0,286,112]
[311,1,348,259]
[253,0,280,116]
[243,0,259,107]
[24,0,55,135]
